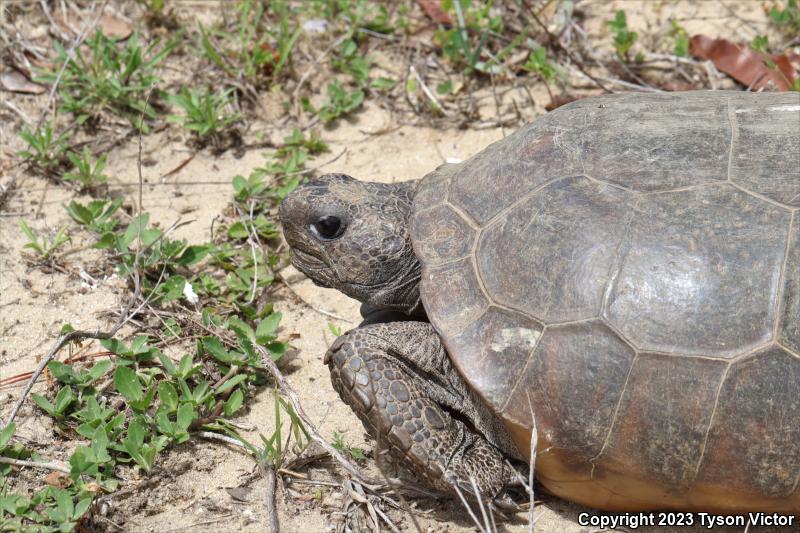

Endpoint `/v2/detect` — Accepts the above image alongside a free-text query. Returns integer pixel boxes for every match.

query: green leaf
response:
[74,497,92,519]
[177,353,195,377]
[436,80,453,95]
[54,385,75,413]
[0,422,15,449]
[157,351,178,376]
[55,489,74,520]
[215,374,248,394]
[122,213,150,247]
[159,275,186,302]
[114,366,143,402]
[131,335,150,354]
[31,393,56,416]
[69,445,97,477]
[48,361,79,383]
[224,389,244,416]
[127,419,146,448]
[327,322,343,337]
[227,221,249,239]
[158,381,179,412]
[176,402,194,430]
[101,338,129,356]
[371,77,396,90]
[228,316,255,344]
[266,341,288,361]
[88,359,113,381]
[202,336,232,363]
[256,312,282,341]
[177,244,211,266]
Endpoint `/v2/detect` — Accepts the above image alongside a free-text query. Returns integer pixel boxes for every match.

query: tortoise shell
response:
[410,91,800,512]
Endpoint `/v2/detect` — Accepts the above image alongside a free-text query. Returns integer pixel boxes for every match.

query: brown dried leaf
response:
[417,0,453,25]
[0,69,46,94]
[98,14,133,40]
[44,471,72,488]
[689,35,798,91]
[55,13,132,40]
[545,93,591,111]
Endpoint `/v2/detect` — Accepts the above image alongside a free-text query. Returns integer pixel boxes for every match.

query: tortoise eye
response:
[312,215,343,240]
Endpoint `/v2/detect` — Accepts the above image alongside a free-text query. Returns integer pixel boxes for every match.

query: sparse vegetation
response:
[607,9,639,61]
[770,0,800,32]
[167,86,241,142]
[36,31,177,130]
[3,1,798,531]
[63,147,110,191]
[17,121,71,175]
[18,220,71,260]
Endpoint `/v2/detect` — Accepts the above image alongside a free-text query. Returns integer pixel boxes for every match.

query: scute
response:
[604,183,791,357]
[695,347,800,498]
[444,306,543,411]
[595,352,728,489]
[477,176,632,323]
[779,217,800,353]
[502,320,635,462]
[448,129,584,224]
[728,92,800,206]
[421,258,488,337]
[412,203,476,266]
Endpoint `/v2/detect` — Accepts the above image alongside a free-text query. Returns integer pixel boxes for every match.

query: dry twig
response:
[255,343,380,486]
[0,456,70,474]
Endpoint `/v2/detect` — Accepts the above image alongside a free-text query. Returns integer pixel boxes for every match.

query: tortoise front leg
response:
[325,320,520,499]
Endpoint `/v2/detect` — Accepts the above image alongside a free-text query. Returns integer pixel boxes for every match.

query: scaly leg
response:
[325,320,521,499]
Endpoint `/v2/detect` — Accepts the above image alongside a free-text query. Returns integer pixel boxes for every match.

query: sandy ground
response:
[1,1,797,532]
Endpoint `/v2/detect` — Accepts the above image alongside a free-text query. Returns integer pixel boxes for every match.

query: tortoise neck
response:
[361,180,422,315]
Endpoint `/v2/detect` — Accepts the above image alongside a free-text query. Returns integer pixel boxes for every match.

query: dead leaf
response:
[55,12,132,40]
[98,14,133,40]
[417,0,453,25]
[226,486,252,502]
[546,93,591,111]
[660,80,698,92]
[0,69,46,94]
[44,471,73,488]
[689,35,798,91]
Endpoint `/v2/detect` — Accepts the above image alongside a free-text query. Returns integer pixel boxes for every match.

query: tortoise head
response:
[279,174,421,314]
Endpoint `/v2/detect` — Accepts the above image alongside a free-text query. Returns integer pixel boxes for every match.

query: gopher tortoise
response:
[280,90,800,512]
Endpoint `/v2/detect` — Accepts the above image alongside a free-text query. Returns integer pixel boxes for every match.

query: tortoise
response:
[279,90,800,512]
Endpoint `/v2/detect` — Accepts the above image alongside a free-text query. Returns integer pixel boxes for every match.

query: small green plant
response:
[17,121,71,174]
[7,314,289,528]
[18,220,70,260]
[328,322,343,337]
[435,0,503,75]
[232,129,328,204]
[751,34,770,55]
[63,147,110,191]
[167,86,241,141]
[607,10,638,60]
[65,198,123,234]
[668,20,689,57]
[37,31,176,130]
[332,432,366,461]
[749,35,799,90]
[332,39,371,87]
[307,80,365,123]
[31,386,76,420]
[770,0,800,32]
[522,45,558,82]
[199,0,300,84]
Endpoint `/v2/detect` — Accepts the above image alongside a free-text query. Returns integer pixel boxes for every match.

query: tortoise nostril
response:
[312,215,343,240]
